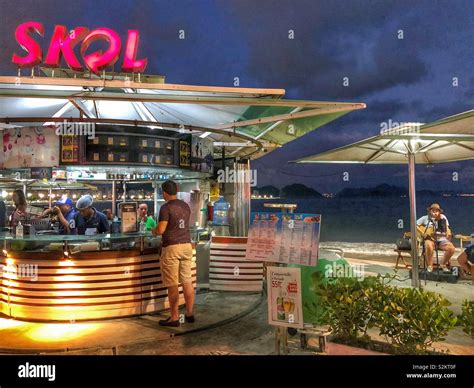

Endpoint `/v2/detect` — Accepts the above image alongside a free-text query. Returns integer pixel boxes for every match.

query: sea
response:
[251,194,474,255]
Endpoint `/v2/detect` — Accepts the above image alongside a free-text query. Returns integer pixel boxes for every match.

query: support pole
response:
[408,153,420,287]
[111,180,117,217]
[153,182,159,220]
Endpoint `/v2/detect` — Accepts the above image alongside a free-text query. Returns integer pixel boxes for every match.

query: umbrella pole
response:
[408,152,420,287]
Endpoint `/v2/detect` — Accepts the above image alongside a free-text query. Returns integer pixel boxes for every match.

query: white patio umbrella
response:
[291,111,474,287]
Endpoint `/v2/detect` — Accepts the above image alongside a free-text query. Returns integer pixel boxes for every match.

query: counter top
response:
[0,226,208,242]
[0,231,155,242]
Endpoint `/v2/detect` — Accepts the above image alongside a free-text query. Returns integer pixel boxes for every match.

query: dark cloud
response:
[0,0,472,192]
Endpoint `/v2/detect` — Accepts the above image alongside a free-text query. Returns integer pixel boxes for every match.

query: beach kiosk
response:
[0,20,366,321]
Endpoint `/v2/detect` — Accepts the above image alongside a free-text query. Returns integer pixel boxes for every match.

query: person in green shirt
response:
[138,203,157,230]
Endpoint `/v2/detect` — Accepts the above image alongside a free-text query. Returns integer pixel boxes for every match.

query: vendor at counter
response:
[138,203,157,231]
[73,194,109,235]
[9,189,43,228]
[41,197,77,234]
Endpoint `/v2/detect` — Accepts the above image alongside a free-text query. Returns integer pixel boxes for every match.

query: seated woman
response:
[457,244,473,279]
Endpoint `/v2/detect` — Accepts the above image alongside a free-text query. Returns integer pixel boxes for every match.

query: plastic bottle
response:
[212,196,230,225]
[139,219,146,233]
[111,217,121,234]
[16,221,24,238]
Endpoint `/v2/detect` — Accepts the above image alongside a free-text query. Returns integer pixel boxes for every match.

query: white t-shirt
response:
[416,214,450,241]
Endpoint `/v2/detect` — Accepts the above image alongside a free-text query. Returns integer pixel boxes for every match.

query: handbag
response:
[396,236,412,250]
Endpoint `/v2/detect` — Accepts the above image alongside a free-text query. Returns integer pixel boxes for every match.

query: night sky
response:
[0,0,472,192]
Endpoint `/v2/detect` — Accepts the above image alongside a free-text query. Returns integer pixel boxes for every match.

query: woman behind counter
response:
[9,189,46,229]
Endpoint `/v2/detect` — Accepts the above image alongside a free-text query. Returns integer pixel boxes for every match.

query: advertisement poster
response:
[30,167,53,180]
[120,202,138,233]
[179,139,191,167]
[191,137,214,173]
[60,135,81,164]
[267,266,303,329]
[2,127,59,168]
[246,212,321,266]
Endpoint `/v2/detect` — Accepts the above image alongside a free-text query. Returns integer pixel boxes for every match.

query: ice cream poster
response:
[267,266,303,328]
[2,126,59,168]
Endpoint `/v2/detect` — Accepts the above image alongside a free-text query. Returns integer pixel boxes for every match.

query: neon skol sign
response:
[12,21,148,74]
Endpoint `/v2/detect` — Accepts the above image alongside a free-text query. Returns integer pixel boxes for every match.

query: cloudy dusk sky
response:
[0,0,472,192]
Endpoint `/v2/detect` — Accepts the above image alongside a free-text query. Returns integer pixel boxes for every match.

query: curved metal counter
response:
[0,232,196,322]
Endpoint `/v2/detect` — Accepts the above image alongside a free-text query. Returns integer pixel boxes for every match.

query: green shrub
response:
[314,274,380,342]
[373,286,457,354]
[457,300,474,338]
[312,274,458,354]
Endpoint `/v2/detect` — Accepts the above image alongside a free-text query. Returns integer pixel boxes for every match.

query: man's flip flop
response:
[159,317,180,327]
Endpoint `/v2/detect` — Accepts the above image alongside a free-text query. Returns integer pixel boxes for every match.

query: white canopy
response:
[291,110,474,287]
[0,70,365,160]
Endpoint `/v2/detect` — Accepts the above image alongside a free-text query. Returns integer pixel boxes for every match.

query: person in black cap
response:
[73,194,109,235]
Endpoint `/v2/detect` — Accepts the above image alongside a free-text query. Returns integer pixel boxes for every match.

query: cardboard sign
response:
[120,202,137,233]
[267,266,303,328]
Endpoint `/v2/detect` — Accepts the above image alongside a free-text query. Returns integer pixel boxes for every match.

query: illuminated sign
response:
[12,21,148,74]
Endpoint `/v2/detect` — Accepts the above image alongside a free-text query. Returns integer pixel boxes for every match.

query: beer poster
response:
[267,266,303,329]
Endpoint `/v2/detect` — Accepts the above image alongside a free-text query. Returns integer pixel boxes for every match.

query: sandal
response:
[159,317,180,327]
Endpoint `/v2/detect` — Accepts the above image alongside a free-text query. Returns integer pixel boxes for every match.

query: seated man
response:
[457,244,473,279]
[416,203,455,273]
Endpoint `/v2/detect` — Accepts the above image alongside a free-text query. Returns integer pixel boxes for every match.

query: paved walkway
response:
[0,292,262,354]
[0,258,472,355]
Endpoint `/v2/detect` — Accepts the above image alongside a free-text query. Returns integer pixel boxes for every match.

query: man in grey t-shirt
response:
[152,180,194,327]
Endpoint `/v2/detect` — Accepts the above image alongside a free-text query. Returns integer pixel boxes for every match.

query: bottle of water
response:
[16,221,24,238]
[213,196,230,225]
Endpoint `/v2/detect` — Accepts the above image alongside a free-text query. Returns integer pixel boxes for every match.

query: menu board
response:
[120,202,137,233]
[246,212,321,266]
[267,266,303,328]
[86,134,176,166]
